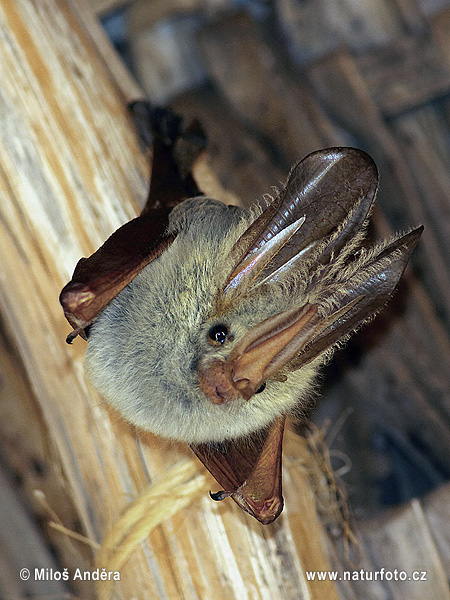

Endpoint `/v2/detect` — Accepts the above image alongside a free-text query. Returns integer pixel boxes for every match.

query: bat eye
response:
[255,382,266,394]
[208,324,229,345]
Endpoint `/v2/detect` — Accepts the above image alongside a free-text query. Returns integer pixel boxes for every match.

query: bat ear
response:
[218,226,422,401]
[191,417,285,525]
[60,106,206,342]
[220,148,378,303]
[287,226,424,371]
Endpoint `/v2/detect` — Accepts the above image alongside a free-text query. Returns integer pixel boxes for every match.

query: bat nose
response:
[198,359,244,404]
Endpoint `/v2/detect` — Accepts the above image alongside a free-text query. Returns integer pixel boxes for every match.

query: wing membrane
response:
[60,107,205,342]
[191,417,285,524]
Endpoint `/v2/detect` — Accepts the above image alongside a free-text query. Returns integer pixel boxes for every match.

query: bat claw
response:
[209,490,233,501]
[209,488,283,524]
[194,417,286,524]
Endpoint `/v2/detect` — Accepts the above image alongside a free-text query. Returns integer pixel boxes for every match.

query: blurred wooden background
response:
[1,0,450,598]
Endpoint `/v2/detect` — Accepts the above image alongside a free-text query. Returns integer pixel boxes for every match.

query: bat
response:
[60,106,422,524]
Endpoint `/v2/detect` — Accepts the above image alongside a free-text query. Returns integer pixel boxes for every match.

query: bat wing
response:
[191,416,285,524]
[59,212,176,343]
[60,105,205,342]
[129,102,205,212]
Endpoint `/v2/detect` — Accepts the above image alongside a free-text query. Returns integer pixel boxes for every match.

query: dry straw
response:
[95,459,208,600]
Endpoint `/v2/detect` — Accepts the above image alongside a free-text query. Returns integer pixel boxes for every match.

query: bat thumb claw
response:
[209,490,233,502]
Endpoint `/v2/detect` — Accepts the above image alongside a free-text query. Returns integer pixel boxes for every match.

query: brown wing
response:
[191,417,285,525]
[59,211,176,343]
[60,105,206,342]
[129,102,205,212]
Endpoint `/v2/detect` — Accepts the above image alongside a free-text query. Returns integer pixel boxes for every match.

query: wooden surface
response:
[0,2,342,599]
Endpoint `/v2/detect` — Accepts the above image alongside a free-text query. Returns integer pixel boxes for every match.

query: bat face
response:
[84,198,318,444]
[61,142,422,523]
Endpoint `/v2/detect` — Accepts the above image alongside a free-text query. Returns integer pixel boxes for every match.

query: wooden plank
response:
[360,499,450,600]
[68,0,143,101]
[197,12,340,170]
[422,482,450,575]
[0,316,94,597]
[357,35,450,116]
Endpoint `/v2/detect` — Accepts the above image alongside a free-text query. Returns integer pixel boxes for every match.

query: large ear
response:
[210,147,422,400]
[288,226,424,370]
[191,417,285,525]
[60,104,206,342]
[220,147,378,303]
[222,227,423,401]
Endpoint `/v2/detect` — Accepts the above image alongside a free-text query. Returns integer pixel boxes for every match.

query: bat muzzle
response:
[198,359,244,404]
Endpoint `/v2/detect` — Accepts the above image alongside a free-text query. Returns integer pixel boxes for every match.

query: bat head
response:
[84,197,318,444]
